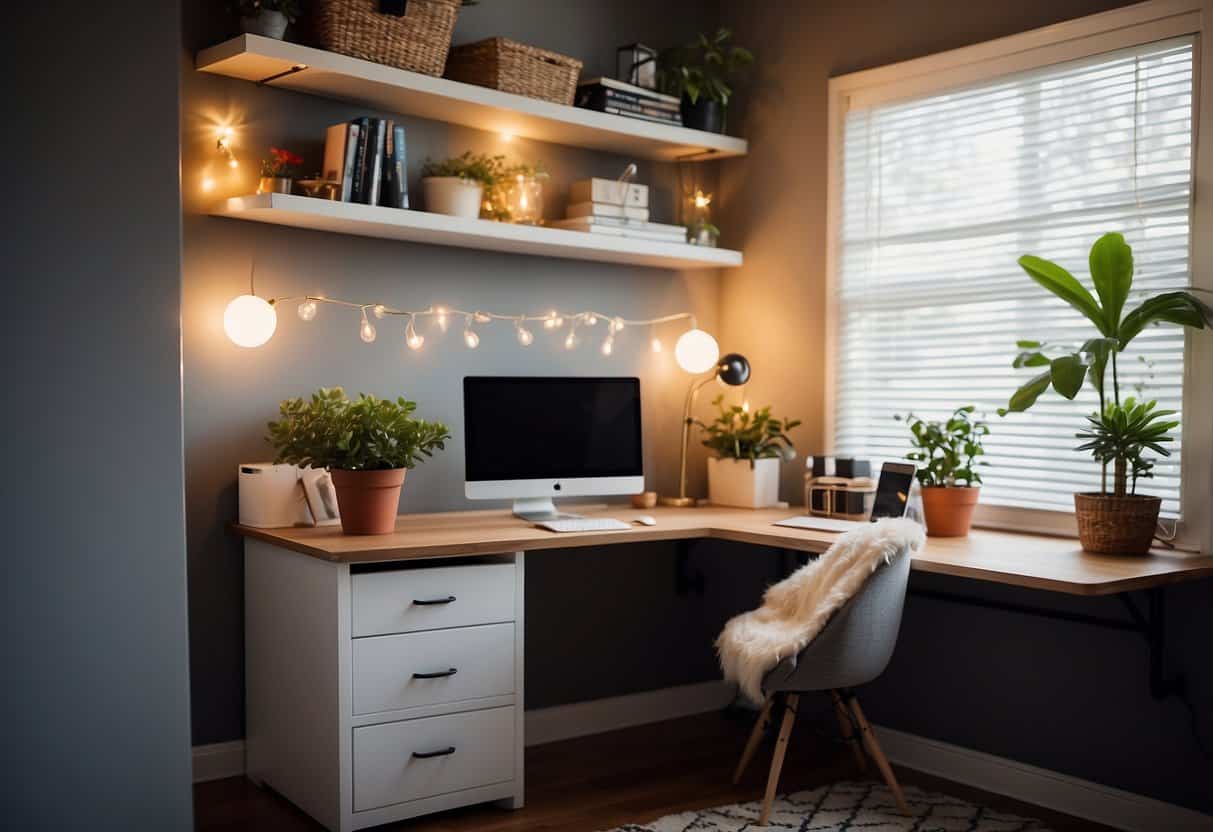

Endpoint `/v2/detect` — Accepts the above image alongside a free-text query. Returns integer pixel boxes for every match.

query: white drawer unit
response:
[352,623,515,715]
[353,706,517,812]
[352,562,516,637]
[245,542,525,831]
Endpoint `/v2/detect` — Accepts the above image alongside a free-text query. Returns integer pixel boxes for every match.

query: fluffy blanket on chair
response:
[717,517,925,704]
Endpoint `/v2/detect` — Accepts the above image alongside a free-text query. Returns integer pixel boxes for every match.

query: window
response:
[827,4,1211,544]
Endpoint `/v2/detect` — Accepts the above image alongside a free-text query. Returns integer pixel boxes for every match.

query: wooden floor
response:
[195,708,1115,831]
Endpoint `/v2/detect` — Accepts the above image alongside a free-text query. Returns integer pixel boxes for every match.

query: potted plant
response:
[420,152,503,219]
[696,395,800,508]
[898,406,988,537]
[258,147,303,194]
[230,0,301,39]
[1001,232,1212,554]
[267,388,451,535]
[658,28,753,134]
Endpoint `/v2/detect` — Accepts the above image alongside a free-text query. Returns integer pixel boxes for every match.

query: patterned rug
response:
[603,780,1050,831]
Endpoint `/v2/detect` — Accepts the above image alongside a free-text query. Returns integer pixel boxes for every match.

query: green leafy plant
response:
[420,152,506,187]
[658,28,754,107]
[897,406,989,487]
[1000,232,1212,496]
[1075,398,1178,496]
[696,395,800,467]
[267,387,450,471]
[230,0,302,23]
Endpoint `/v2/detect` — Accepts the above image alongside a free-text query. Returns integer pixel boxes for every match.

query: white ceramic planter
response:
[707,457,781,509]
[423,177,484,218]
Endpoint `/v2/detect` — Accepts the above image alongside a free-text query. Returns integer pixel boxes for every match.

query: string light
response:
[225,291,699,357]
[359,312,377,343]
[405,316,424,350]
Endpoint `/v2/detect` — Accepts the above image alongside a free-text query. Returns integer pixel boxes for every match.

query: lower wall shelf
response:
[212,194,743,270]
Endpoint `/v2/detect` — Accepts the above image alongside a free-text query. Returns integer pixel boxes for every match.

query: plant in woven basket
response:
[999,232,1212,553]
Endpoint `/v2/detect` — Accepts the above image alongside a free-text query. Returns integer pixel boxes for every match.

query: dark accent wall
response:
[716,0,1213,814]
[1,2,193,828]
[181,0,755,747]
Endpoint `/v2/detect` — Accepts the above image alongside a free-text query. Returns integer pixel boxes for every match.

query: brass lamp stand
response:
[660,352,751,507]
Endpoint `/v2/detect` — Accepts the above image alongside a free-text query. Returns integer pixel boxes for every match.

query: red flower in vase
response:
[262,147,304,178]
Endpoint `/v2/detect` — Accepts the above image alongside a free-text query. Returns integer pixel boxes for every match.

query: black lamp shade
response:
[717,353,751,386]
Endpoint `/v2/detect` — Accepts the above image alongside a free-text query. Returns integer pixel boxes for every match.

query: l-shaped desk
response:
[234,505,1213,831]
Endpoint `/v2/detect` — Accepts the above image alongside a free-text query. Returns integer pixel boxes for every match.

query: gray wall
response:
[181,0,772,746]
[717,0,1213,814]
[0,2,193,829]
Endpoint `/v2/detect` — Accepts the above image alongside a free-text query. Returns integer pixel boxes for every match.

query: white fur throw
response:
[717,517,925,704]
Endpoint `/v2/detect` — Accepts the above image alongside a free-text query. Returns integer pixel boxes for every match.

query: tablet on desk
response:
[775,462,915,532]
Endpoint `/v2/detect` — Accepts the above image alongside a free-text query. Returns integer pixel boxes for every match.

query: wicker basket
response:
[445,37,583,105]
[1074,492,1161,555]
[311,0,460,76]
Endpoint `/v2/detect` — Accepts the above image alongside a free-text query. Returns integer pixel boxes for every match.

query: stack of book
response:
[574,77,682,127]
[550,178,688,244]
[322,117,409,209]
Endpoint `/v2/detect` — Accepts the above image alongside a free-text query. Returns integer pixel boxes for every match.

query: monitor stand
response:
[512,498,581,523]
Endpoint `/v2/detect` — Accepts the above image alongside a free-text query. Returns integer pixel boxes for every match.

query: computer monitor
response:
[463,376,645,520]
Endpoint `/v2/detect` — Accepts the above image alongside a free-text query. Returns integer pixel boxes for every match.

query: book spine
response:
[603,107,683,126]
[602,98,681,119]
[577,85,680,114]
[392,123,408,209]
[366,119,386,206]
[350,117,370,203]
[322,124,347,186]
[380,120,394,208]
[340,123,359,203]
[603,89,679,112]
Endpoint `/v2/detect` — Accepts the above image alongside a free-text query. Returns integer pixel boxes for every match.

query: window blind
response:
[834,37,1194,516]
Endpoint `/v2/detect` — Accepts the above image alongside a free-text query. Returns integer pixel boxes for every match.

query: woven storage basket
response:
[311,0,460,76]
[445,37,583,105]
[1074,493,1161,555]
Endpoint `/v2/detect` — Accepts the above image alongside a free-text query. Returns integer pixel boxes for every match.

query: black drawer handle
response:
[412,668,458,679]
[412,746,456,759]
[412,595,456,606]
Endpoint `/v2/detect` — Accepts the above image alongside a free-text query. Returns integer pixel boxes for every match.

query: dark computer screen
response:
[463,377,643,482]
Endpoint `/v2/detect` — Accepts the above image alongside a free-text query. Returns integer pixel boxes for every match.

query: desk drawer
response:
[352,563,515,637]
[353,706,516,812]
[352,623,515,715]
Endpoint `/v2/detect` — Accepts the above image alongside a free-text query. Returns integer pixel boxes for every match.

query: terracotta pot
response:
[1074,492,1161,555]
[919,485,980,537]
[329,468,406,535]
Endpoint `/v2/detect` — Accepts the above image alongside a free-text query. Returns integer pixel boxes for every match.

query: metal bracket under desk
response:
[910,585,1184,702]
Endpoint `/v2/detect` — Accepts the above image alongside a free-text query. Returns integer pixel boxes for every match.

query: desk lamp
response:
[660,331,751,507]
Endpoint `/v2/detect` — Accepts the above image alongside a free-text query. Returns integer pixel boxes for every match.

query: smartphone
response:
[870,462,917,521]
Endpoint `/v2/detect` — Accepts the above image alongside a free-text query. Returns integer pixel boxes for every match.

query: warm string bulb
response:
[741,400,751,413]
[564,328,579,350]
[543,310,561,330]
[405,316,424,350]
[585,313,598,326]
[601,336,614,356]
[435,306,449,332]
[516,318,534,346]
[473,311,492,324]
[359,313,377,343]
[372,304,387,319]
[463,316,480,349]
[610,317,624,334]
[297,300,318,321]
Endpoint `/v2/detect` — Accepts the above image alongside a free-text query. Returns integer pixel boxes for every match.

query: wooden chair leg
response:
[831,689,866,771]
[733,696,773,785]
[846,695,911,817]
[758,693,798,826]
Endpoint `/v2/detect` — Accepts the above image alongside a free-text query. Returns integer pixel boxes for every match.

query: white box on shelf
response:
[565,201,650,222]
[238,463,310,528]
[569,178,648,208]
[707,457,781,509]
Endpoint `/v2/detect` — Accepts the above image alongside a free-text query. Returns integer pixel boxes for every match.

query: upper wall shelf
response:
[196,36,748,162]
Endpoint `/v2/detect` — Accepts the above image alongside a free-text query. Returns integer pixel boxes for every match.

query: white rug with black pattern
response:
[603,780,1050,831]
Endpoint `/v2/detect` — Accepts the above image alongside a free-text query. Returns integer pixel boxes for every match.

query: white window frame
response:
[825,0,1213,552]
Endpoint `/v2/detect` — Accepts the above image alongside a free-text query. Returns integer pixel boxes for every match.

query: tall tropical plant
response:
[1000,232,1211,495]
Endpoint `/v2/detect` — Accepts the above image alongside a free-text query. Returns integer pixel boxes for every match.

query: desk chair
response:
[732,546,912,825]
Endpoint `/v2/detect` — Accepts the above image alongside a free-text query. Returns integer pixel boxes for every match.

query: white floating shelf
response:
[214,194,743,270]
[196,35,748,162]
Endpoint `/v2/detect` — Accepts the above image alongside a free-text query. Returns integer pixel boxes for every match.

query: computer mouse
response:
[634,515,657,526]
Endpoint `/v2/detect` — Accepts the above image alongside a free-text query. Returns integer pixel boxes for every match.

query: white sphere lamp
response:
[223,294,277,348]
[674,328,720,374]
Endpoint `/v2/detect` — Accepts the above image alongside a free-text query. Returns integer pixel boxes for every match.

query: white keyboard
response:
[536,518,633,533]
[773,515,866,532]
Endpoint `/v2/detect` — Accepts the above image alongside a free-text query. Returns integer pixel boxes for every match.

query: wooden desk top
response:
[234,504,1213,597]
